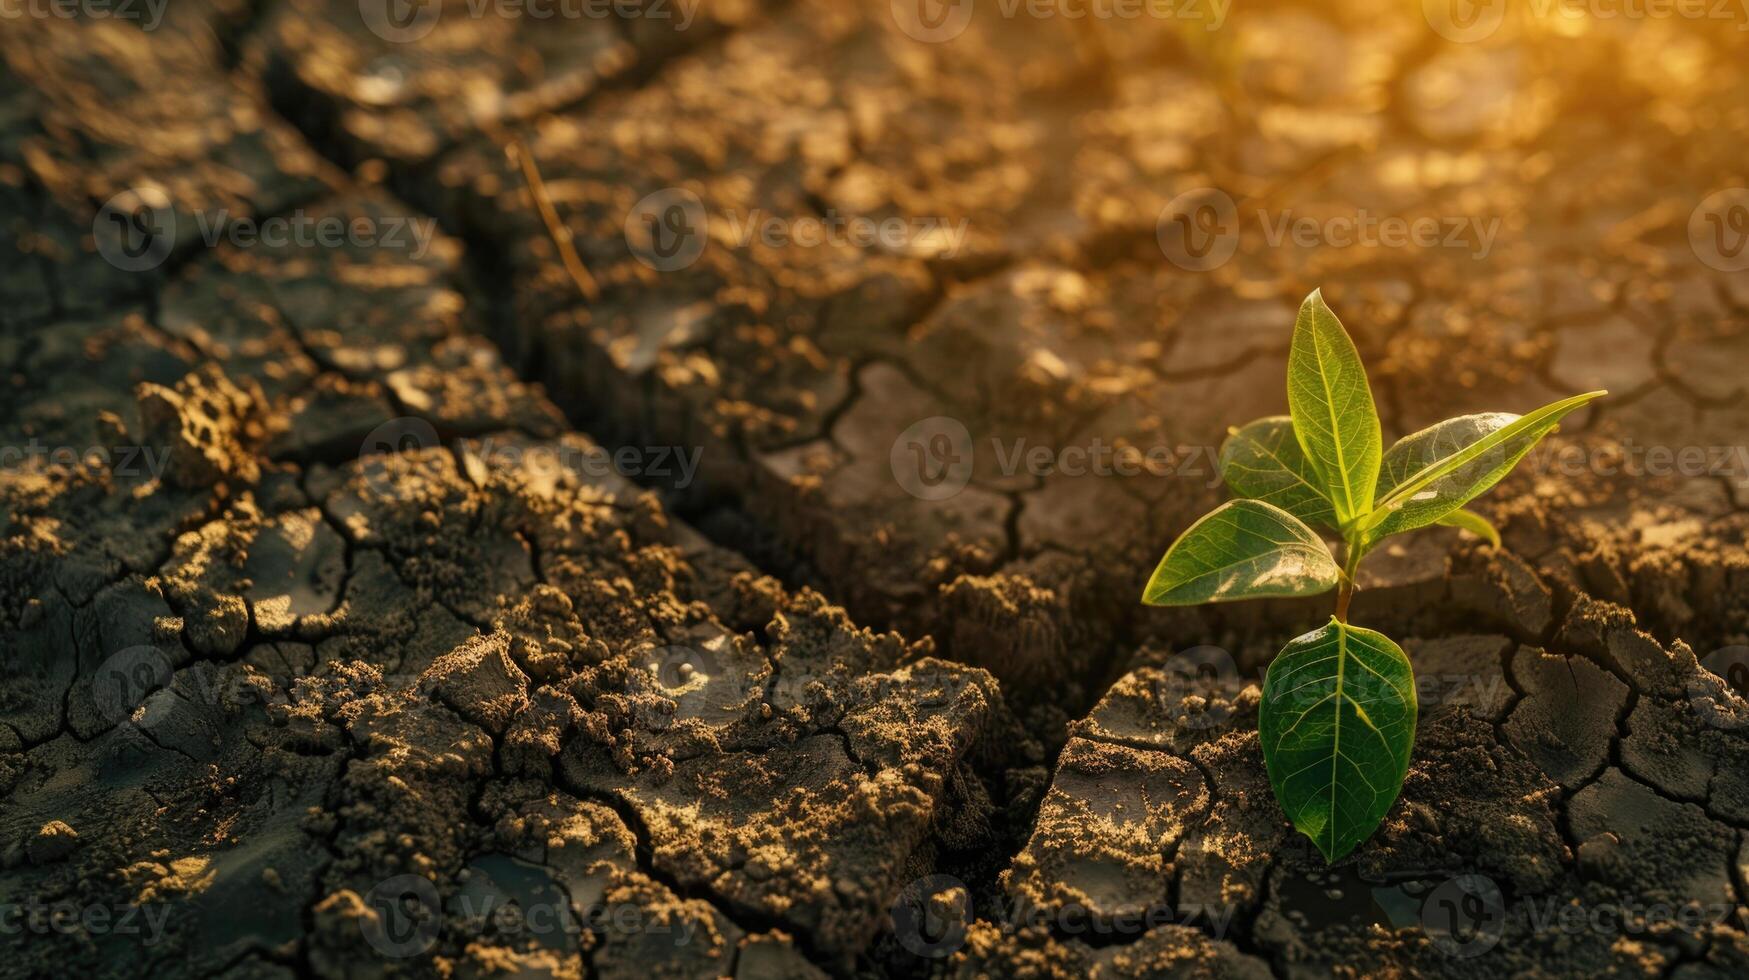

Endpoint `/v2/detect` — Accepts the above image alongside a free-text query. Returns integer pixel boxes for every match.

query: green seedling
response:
[1141,289,1604,862]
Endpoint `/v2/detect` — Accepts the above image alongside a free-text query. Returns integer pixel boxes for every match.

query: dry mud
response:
[3,2,1749,978]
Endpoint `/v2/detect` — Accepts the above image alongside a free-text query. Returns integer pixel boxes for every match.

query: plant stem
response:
[1334,541,1363,623]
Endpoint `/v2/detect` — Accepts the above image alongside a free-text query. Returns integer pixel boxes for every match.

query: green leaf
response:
[1141,500,1339,606]
[1437,508,1500,548]
[1260,620,1417,862]
[1287,289,1382,529]
[1218,416,1337,530]
[1362,391,1605,542]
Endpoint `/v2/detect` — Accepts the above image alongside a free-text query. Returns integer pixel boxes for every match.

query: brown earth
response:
[3,2,1749,978]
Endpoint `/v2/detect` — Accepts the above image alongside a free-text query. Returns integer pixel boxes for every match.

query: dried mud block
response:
[1071,661,1257,756]
[1,678,340,976]
[1569,770,1737,911]
[1401,635,1515,725]
[136,365,271,490]
[1619,673,1749,824]
[0,13,334,312]
[420,4,943,441]
[938,570,1075,694]
[0,596,80,745]
[757,361,1009,625]
[1,311,199,449]
[257,0,764,169]
[1549,314,1660,394]
[1004,738,1209,924]
[589,872,745,980]
[1448,548,1554,639]
[1349,530,1453,622]
[1504,647,1628,789]
[560,655,1004,958]
[1023,665,1278,931]
[428,633,534,736]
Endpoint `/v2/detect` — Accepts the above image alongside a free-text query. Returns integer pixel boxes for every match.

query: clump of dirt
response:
[0,183,1030,978]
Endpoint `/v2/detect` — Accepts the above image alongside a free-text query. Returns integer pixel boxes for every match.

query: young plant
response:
[1141,289,1604,862]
